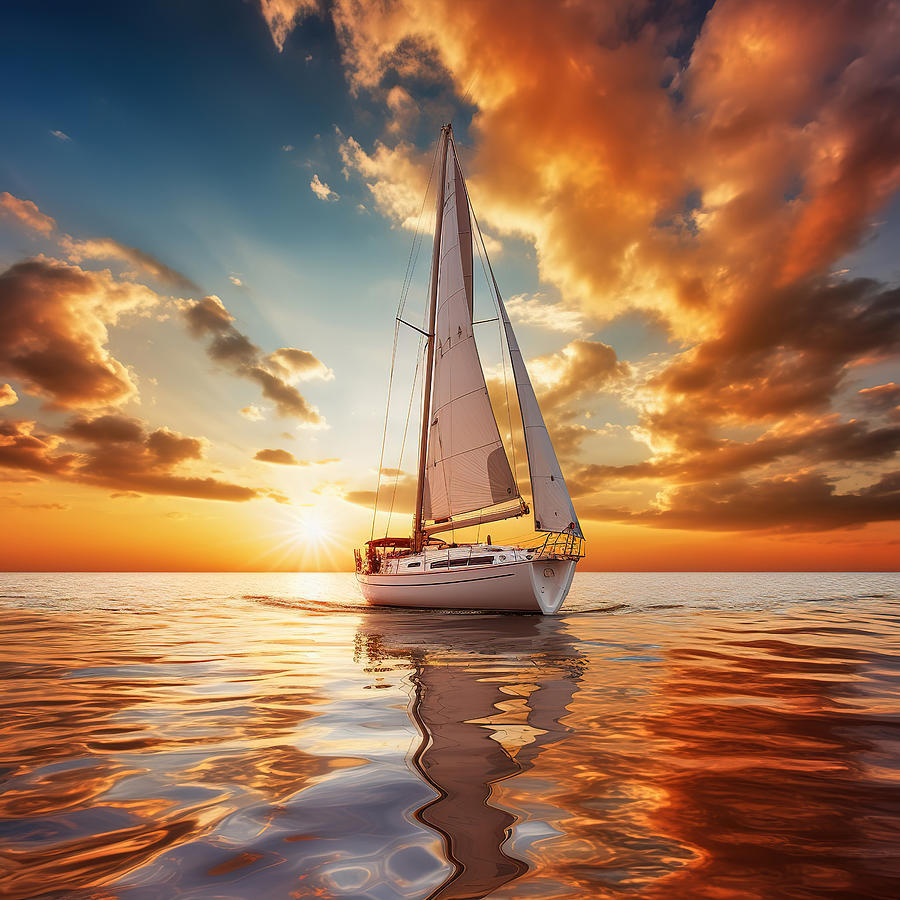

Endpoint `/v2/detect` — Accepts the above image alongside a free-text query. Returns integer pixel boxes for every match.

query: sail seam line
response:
[429,438,513,464]
[431,384,487,413]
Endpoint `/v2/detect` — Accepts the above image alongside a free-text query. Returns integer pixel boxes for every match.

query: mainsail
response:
[423,140,519,523]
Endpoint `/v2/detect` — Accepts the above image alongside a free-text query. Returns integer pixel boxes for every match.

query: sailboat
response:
[355,124,584,613]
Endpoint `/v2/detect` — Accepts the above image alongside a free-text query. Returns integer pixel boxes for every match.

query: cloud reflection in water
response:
[0,572,899,898]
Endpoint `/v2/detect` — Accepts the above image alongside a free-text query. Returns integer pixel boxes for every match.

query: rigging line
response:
[397,317,430,337]
[459,72,479,112]
[385,334,425,537]
[397,137,441,320]
[372,133,441,540]
[371,317,401,540]
[397,140,438,317]
[453,136,520,484]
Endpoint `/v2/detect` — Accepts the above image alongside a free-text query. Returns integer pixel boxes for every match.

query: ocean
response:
[1,572,899,899]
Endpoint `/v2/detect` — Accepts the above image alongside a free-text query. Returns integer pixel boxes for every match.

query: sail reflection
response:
[3,575,899,898]
[356,613,584,899]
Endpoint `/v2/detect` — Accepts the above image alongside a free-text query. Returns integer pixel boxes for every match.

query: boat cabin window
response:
[406,561,421,568]
[430,555,495,569]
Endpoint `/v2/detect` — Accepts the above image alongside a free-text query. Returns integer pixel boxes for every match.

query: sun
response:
[291,513,331,546]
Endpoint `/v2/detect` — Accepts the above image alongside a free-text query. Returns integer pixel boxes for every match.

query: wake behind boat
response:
[355,124,584,613]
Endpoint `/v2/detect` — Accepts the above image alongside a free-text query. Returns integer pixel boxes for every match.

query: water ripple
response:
[0,571,898,898]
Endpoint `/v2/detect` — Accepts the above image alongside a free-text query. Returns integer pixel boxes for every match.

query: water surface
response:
[1,572,899,898]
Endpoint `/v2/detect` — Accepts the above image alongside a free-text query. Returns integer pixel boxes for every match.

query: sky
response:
[1,0,898,571]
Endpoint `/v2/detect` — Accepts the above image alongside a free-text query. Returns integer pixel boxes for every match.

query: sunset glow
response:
[1,0,898,571]
[2,5,900,896]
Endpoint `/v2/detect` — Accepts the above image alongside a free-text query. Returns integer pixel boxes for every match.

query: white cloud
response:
[504,293,585,334]
[240,405,265,421]
[479,231,503,257]
[339,136,431,230]
[310,174,339,202]
[50,130,71,142]
[229,274,244,287]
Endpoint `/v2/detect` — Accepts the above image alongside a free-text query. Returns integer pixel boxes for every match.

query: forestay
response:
[423,141,519,522]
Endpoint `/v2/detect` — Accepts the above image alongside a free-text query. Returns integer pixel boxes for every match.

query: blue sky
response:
[1,0,898,570]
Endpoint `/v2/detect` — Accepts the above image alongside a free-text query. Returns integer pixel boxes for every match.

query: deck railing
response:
[522,530,585,560]
[355,530,584,574]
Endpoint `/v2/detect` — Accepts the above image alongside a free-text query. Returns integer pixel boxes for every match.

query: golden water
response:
[1,572,898,898]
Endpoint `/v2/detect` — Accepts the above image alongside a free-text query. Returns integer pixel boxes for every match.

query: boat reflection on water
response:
[355,612,584,899]
[4,575,900,899]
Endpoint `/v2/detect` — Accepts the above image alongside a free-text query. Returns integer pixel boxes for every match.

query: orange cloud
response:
[530,339,629,409]
[342,471,418,514]
[0,192,57,235]
[255,448,299,465]
[267,347,334,381]
[585,471,900,534]
[331,0,897,329]
[241,404,265,421]
[311,0,900,536]
[255,448,338,465]
[2,193,198,292]
[858,382,900,420]
[575,418,900,487]
[259,0,318,52]
[0,384,17,408]
[0,419,75,476]
[0,257,160,408]
[60,235,199,293]
[0,415,261,502]
[654,277,900,421]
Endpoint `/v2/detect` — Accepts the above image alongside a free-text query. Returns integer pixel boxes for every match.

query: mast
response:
[413,124,451,551]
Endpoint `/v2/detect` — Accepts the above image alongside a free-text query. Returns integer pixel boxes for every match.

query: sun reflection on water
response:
[0,572,898,898]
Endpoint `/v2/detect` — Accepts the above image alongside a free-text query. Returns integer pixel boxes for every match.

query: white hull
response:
[357,555,577,614]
